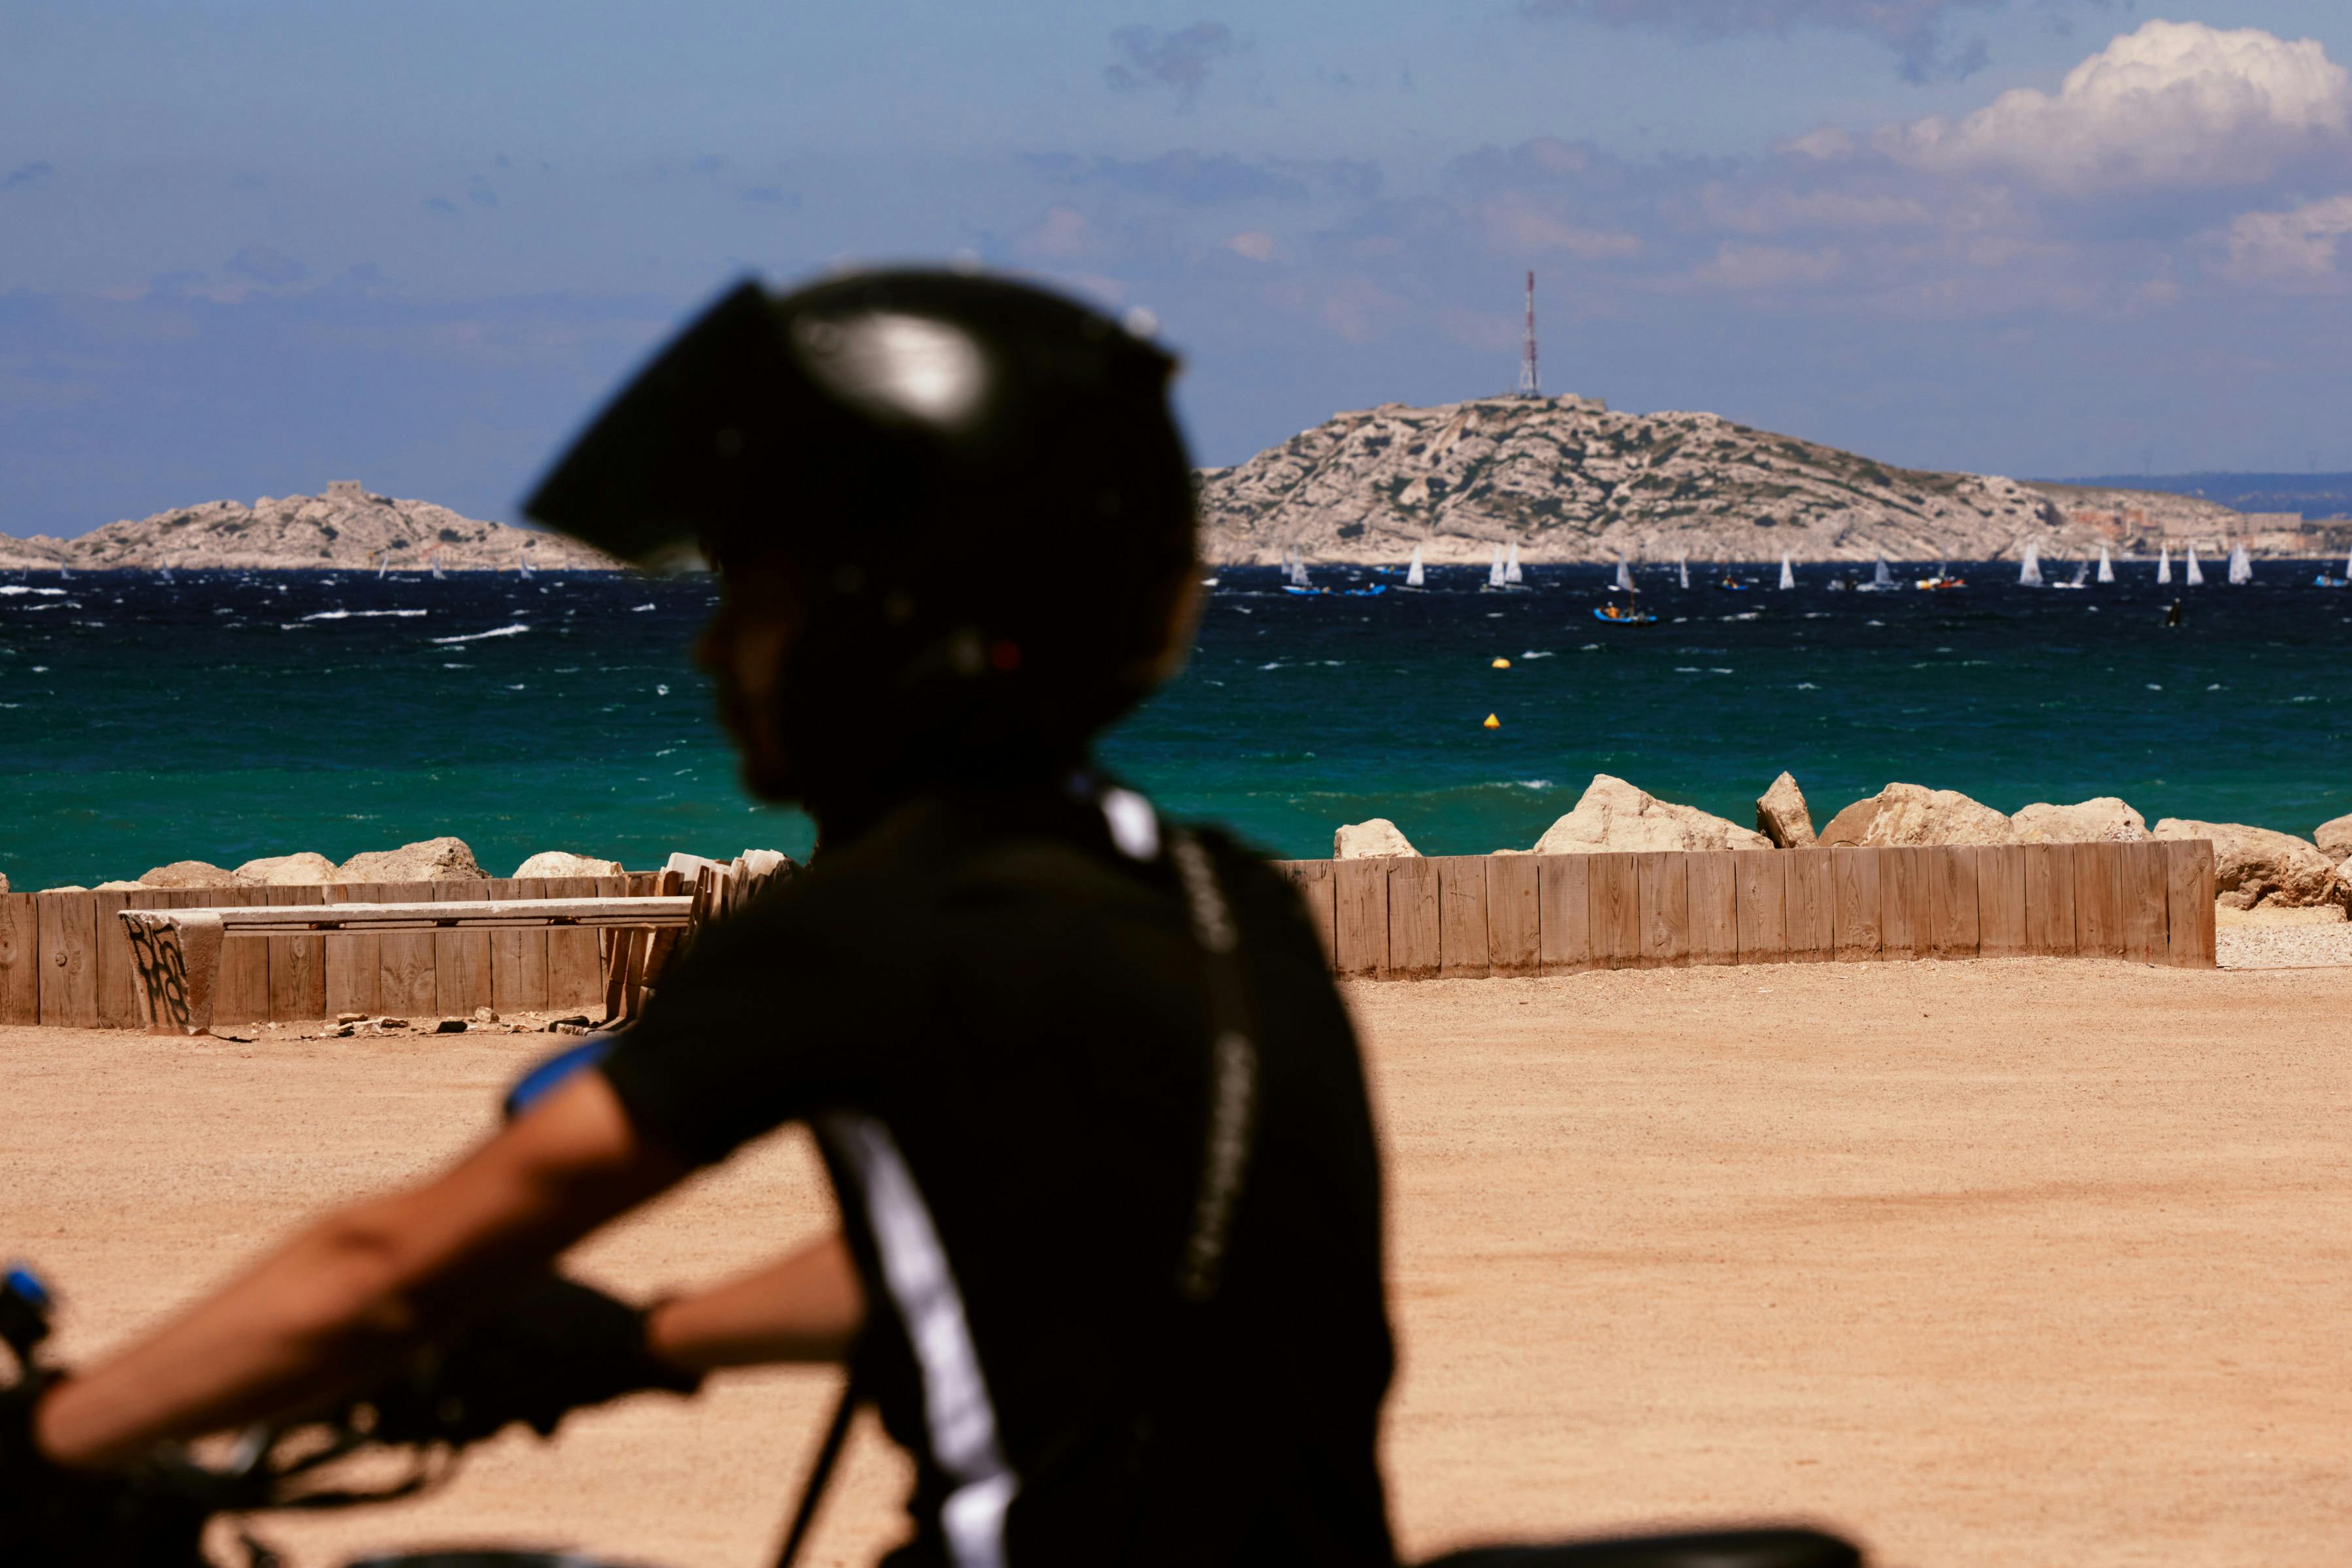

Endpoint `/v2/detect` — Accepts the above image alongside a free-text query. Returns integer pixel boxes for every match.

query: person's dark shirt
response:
[598,780,1396,1567]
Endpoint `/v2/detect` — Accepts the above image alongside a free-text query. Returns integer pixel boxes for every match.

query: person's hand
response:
[365,1272,702,1446]
[1,1377,210,1567]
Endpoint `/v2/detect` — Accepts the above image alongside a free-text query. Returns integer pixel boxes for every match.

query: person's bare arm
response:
[36,1070,686,1469]
[647,1233,864,1371]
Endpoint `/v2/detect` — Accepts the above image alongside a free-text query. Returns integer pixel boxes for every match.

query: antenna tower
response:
[1516,270,1540,397]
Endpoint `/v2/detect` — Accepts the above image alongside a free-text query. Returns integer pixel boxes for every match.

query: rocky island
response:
[0,481,622,573]
[1196,395,2330,565]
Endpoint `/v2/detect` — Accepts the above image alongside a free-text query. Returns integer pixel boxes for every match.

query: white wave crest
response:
[430,623,531,645]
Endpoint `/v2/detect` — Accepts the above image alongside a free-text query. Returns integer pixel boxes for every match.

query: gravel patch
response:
[2218,922,2352,969]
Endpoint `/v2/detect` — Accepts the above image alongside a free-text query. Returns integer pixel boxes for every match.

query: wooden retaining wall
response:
[0,875,664,1029]
[1271,841,2216,979]
[0,843,2219,1026]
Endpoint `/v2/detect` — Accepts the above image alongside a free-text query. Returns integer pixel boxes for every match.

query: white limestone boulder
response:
[1333,819,1420,858]
[2152,819,2350,911]
[139,859,242,889]
[1818,783,2012,848]
[512,850,625,879]
[234,851,339,885]
[1530,774,1769,855]
[337,836,485,883]
[1754,771,1816,849]
[2009,798,2149,845]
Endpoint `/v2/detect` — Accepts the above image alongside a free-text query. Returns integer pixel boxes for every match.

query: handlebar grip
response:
[1,1264,56,1365]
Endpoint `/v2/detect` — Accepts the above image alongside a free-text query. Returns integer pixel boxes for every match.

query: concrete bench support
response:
[120,910,227,1037]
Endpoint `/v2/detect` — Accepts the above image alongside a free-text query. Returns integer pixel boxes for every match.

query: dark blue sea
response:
[4,563,2347,890]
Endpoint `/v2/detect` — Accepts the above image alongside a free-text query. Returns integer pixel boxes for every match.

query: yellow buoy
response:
[1482,713,1500,729]
[1490,657,1511,669]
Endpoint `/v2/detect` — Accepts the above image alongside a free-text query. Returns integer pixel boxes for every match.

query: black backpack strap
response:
[772,820,1260,1568]
[1166,829,1261,1305]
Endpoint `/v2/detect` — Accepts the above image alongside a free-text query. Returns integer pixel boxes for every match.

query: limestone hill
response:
[1196,395,2254,564]
[0,482,622,572]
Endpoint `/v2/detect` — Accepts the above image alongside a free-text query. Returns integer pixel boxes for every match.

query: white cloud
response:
[1778,125,1859,161]
[1225,230,1276,261]
[1699,183,1932,234]
[2218,194,2352,284]
[1680,242,1843,291]
[1887,20,2351,189]
[1021,205,1095,259]
[1478,192,1642,258]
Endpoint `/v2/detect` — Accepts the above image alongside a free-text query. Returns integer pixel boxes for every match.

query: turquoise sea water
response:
[3,564,2347,890]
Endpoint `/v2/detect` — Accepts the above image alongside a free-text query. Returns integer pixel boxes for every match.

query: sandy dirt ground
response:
[3,955,2347,1567]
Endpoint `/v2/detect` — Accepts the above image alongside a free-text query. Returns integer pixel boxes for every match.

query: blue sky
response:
[4,1,2350,537]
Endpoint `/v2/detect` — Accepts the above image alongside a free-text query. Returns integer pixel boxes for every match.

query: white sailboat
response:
[1486,546,1505,589]
[1856,555,1896,592]
[1614,556,1634,593]
[1503,543,1522,585]
[376,550,388,580]
[429,547,445,581]
[2052,559,2087,589]
[2017,544,2043,587]
[2184,544,2204,586]
[2095,546,2114,583]
[2157,544,2172,585]
[1778,551,1795,590]
[2227,544,2253,585]
[1676,554,1690,590]
[1404,544,1424,588]
[519,553,534,580]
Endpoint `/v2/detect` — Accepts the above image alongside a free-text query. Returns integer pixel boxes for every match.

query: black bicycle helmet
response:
[524,270,1198,727]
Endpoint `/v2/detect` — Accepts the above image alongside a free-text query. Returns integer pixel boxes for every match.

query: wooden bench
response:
[117,850,798,1037]
[120,897,693,1036]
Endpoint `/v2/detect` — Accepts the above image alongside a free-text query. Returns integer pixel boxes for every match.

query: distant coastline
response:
[1195,396,2352,566]
[7,449,2351,575]
[0,481,623,574]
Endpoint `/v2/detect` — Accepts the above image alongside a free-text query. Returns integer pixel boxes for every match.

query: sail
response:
[1488,546,1506,589]
[2227,544,2252,585]
[1405,545,1424,587]
[1615,556,1633,593]
[2185,545,2204,586]
[2157,544,2171,584]
[2068,561,2087,587]
[2095,546,2114,583]
[1778,552,1795,590]
[1677,555,1690,590]
[2017,545,2042,587]
[1503,543,1522,585]
[1873,556,1892,588]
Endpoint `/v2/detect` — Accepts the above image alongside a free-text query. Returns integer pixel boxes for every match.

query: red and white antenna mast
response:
[1516,269,1540,397]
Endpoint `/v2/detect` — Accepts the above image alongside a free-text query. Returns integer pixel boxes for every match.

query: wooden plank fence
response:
[0,875,656,1030]
[1272,840,2217,983]
[0,845,2222,1026]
